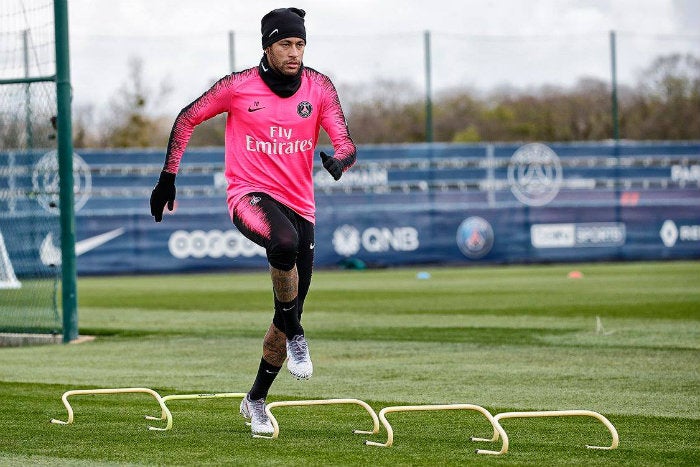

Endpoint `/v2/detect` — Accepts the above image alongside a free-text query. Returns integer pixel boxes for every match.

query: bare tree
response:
[342,53,699,143]
[623,54,700,139]
[64,53,698,148]
[343,79,424,143]
[99,57,173,148]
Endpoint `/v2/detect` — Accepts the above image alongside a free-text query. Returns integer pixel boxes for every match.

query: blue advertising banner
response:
[1,142,699,276]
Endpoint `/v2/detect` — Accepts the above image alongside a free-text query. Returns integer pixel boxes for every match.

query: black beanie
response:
[261,7,306,49]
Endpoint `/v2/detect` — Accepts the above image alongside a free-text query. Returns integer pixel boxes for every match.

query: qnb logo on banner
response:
[168,230,265,259]
[332,225,419,257]
[508,143,563,207]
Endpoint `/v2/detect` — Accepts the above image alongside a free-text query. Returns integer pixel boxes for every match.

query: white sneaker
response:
[239,394,273,435]
[286,334,313,380]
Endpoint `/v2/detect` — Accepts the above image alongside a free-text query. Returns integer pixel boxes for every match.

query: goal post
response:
[0,0,77,343]
[54,0,78,343]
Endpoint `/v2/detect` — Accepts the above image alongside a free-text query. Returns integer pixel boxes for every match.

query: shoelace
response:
[249,398,269,422]
[289,336,309,361]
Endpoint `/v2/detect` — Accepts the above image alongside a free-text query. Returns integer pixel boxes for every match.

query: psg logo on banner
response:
[507,143,562,207]
[32,150,92,213]
[456,216,494,259]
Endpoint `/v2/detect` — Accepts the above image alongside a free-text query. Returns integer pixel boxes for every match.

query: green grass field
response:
[1,261,699,466]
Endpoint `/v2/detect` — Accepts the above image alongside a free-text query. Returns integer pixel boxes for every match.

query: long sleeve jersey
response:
[163,66,357,224]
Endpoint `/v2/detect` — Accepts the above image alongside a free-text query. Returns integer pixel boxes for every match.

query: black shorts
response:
[232,192,314,271]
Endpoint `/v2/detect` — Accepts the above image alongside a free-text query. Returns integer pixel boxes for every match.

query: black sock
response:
[249,358,282,401]
[278,297,303,338]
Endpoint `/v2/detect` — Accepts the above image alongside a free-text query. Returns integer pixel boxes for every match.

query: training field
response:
[1,261,698,466]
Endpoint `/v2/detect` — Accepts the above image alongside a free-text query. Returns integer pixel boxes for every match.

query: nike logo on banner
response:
[247,106,265,112]
[40,228,126,266]
[76,228,126,256]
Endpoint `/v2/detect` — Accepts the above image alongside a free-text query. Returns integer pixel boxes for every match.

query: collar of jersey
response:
[259,54,303,98]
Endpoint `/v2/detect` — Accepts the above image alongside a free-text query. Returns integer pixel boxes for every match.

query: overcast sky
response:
[64,0,700,115]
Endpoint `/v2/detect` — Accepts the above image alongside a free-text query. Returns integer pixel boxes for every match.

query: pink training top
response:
[162,66,356,224]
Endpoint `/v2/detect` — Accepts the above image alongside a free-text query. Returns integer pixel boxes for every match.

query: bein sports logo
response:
[531,223,626,248]
[507,143,562,207]
[456,216,494,259]
[168,230,265,259]
[332,224,419,257]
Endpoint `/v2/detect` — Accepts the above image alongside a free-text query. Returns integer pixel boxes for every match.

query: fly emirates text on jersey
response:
[246,126,314,156]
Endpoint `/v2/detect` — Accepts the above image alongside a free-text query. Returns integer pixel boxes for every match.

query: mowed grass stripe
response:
[1,381,698,467]
[0,261,698,466]
[77,262,700,319]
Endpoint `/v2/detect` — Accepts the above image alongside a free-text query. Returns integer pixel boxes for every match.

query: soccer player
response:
[149,7,356,435]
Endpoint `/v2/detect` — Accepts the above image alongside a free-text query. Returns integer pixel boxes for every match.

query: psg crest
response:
[456,216,494,259]
[297,101,312,118]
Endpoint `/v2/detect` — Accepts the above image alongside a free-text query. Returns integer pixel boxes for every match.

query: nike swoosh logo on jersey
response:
[248,106,265,112]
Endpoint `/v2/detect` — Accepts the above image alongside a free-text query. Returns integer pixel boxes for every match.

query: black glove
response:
[320,151,343,181]
[150,171,176,222]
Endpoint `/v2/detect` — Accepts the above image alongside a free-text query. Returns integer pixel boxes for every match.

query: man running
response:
[149,7,356,435]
